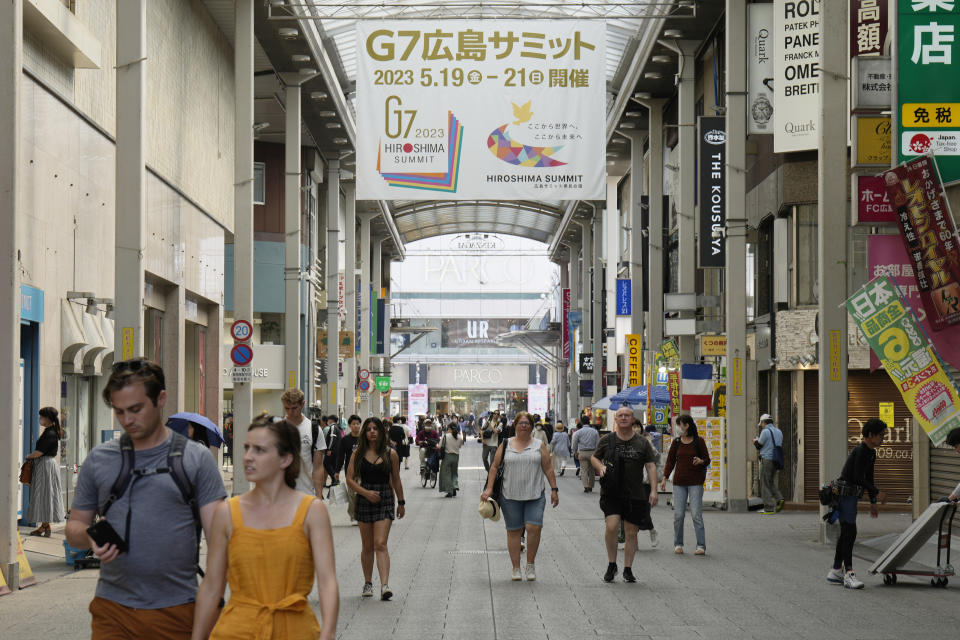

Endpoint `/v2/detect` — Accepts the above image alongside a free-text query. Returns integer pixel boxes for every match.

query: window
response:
[253,162,265,205]
[795,205,819,306]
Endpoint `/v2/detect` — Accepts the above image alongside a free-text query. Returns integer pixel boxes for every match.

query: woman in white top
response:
[481,412,559,582]
[549,422,571,476]
[439,421,465,497]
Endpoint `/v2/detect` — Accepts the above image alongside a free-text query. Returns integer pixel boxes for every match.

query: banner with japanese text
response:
[881,155,960,330]
[845,276,960,445]
[561,288,571,360]
[356,21,605,199]
[897,0,960,183]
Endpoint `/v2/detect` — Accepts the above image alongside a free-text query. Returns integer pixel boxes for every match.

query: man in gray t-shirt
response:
[66,360,226,638]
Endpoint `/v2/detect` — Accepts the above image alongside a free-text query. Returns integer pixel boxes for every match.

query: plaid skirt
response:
[355,483,395,522]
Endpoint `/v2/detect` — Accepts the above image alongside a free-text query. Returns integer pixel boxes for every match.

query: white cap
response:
[759,413,773,422]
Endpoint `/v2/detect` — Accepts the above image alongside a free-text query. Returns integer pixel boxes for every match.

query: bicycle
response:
[420,459,438,488]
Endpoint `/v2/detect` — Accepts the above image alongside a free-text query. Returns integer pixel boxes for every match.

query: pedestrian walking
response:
[24,406,65,537]
[439,421,464,497]
[345,417,405,600]
[754,413,785,514]
[661,414,710,556]
[416,418,441,469]
[549,422,570,476]
[192,413,339,640]
[280,389,327,497]
[337,415,363,522]
[388,418,410,470]
[66,360,226,639]
[826,418,888,590]
[480,412,559,582]
[591,406,660,583]
[480,411,502,471]
[571,416,600,492]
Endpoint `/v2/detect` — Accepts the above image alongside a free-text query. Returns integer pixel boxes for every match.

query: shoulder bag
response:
[439,434,447,461]
[491,440,508,504]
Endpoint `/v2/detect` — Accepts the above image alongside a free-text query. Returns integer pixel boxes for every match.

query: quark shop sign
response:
[449,233,505,251]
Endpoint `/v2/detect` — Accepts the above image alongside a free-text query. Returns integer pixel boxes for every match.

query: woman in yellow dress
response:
[192,413,339,639]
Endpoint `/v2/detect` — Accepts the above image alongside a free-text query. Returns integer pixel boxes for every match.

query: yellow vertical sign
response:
[625,334,642,387]
[830,330,842,381]
[733,358,743,396]
[879,402,895,428]
[121,328,135,361]
[288,371,296,389]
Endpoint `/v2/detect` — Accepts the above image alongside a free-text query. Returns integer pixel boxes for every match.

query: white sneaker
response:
[511,567,522,581]
[843,571,864,589]
[525,563,536,581]
[649,529,660,548]
[381,584,393,601]
[826,568,844,584]
[361,582,374,597]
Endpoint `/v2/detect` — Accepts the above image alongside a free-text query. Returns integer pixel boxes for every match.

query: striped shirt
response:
[572,425,599,453]
[501,438,545,501]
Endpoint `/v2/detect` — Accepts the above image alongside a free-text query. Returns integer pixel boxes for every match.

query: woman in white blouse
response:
[481,412,559,582]
[439,420,465,497]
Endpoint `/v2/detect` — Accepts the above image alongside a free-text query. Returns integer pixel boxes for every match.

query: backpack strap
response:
[166,432,203,574]
[101,434,136,517]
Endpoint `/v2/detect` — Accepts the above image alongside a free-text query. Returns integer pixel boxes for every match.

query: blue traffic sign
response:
[230,343,254,366]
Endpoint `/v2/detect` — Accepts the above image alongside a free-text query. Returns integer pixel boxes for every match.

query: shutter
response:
[931,444,960,502]
[803,370,914,503]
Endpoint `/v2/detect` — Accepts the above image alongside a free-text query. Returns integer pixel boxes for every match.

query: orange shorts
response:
[90,596,194,639]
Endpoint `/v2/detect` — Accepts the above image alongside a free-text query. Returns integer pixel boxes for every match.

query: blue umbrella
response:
[610,385,671,408]
[166,412,223,448]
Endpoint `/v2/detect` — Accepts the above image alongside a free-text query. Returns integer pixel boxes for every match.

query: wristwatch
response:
[550,487,558,492]
[398,500,406,506]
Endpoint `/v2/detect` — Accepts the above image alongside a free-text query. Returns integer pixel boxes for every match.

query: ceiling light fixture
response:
[326,122,342,129]
[291,54,310,63]
[634,92,652,100]
[310,91,328,101]
[318,110,336,117]
[333,137,348,144]
[651,55,672,64]
[663,29,684,38]
[643,71,663,79]
[278,28,298,40]
[298,68,317,76]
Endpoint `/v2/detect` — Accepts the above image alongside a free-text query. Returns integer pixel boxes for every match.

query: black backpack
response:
[99,431,203,575]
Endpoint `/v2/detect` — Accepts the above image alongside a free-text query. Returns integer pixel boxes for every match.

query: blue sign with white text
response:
[616,279,631,315]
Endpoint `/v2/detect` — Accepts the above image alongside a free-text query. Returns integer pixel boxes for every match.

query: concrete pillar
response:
[726,0,749,512]
[162,285,185,414]
[578,217,593,405]
[0,0,22,590]
[818,0,849,539]
[359,212,376,418]
[204,302,223,430]
[382,257,394,417]
[639,99,666,376]
[592,208,603,407]
[114,1,146,360]
[343,183,356,415]
[667,40,699,363]
[232,0,254,495]
[283,84,301,392]
[623,131,647,347]
[566,240,580,419]
[371,237,383,416]
[326,161,341,415]
[605,179,620,427]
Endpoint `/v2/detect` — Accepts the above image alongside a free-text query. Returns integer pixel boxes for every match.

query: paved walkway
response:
[3,440,958,639]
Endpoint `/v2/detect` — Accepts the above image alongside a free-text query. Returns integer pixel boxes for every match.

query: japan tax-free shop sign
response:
[897,0,960,184]
[356,22,606,200]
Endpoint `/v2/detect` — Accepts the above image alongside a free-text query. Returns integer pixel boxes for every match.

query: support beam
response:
[359,212,376,418]
[0,0,22,591]
[725,0,749,512]
[605,179,620,428]
[232,0,254,495]
[566,240,580,419]
[326,160,341,415]
[623,131,647,346]
[114,0,146,361]
[343,182,356,414]
[284,84,302,392]
[638,99,666,376]
[818,0,849,540]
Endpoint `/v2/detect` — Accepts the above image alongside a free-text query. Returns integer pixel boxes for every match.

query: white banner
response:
[748,3,774,134]
[527,383,549,415]
[408,383,429,416]
[356,21,606,200]
[773,0,821,152]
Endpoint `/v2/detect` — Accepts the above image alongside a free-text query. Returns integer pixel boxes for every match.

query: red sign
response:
[882,156,960,331]
[230,343,254,367]
[868,235,960,370]
[230,319,253,342]
[561,288,571,360]
[856,175,896,224]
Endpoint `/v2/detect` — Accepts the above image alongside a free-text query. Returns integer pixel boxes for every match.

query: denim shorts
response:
[500,491,546,531]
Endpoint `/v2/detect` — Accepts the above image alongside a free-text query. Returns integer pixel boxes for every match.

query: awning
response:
[61,300,87,373]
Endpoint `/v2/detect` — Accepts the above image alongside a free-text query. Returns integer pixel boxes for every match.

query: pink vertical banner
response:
[867,235,960,370]
[562,288,571,360]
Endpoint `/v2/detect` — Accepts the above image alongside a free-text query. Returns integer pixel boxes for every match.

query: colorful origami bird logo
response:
[487,99,566,167]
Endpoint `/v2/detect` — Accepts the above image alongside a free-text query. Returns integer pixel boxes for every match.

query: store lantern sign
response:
[897,0,960,184]
[355,21,606,200]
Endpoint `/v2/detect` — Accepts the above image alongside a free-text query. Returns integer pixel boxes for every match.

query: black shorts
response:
[599,493,653,530]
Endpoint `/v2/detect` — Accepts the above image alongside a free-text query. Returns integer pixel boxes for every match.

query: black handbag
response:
[439,435,447,461]
[491,441,507,504]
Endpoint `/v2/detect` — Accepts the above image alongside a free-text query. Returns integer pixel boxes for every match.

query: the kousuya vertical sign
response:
[698,116,726,268]
[773,0,821,153]
[897,0,960,184]
[748,3,774,134]
[356,21,606,200]
[882,155,960,331]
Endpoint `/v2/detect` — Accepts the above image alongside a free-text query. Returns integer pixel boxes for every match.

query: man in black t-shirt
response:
[338,415,363,523]
[591,406,659,583]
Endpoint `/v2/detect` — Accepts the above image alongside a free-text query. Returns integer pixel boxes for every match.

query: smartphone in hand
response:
[87,520,128,553]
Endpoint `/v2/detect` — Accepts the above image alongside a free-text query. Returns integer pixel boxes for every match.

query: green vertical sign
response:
[897,0,960,183]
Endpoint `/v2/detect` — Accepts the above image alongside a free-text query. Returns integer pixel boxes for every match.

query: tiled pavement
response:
[4,441,959,639]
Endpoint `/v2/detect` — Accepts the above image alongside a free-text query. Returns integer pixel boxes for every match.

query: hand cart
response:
[856,500,956,588]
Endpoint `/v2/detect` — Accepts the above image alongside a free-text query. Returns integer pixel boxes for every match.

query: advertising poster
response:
[408,384,429,416]
[897,0,960,183]
[868,234,960,369]
[855,174,897,224]
[845,276,960,445]
[853,115,892,166]
[748,3,775,134]
[667,369,681,424]
[356,21,606,199]
[773,0,822,153]
[881,155,960,331]
[527,384,549,415]
[440,318,526,348]
[698,116,726,267]
[663,417,725,503]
